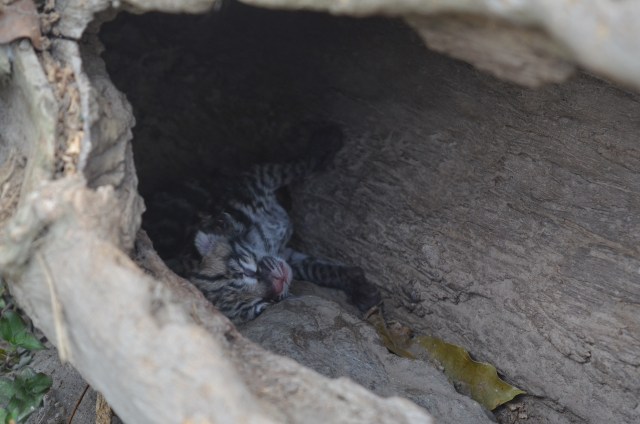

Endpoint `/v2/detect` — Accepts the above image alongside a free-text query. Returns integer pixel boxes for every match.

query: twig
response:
[67,384,89,424]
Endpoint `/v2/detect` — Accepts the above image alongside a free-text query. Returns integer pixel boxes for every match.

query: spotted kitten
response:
[146,125,381,323]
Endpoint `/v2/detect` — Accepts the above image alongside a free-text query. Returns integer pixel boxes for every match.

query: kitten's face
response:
[191,231,292,322]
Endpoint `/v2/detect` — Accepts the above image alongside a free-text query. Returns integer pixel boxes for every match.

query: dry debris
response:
[0,0,42,49]
[41,51,82,176]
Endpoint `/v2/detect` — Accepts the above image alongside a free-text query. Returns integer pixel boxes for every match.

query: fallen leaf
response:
[0,0,43,50]
[368,308,524,410]
[0,310,45,351]
[366,308,415,359]
[415,335,525,410]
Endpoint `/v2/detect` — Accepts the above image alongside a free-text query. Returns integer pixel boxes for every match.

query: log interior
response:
[99,3,640,423]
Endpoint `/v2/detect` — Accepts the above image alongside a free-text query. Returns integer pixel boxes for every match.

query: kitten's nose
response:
[258,256,292,296]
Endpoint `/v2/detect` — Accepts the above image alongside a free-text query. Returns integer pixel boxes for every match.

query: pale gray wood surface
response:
[292,59,640,423]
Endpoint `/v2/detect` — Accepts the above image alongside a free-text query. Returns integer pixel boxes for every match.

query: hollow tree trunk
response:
[291,64,640,423]
[2,0,640,423]
[0,6,434,423]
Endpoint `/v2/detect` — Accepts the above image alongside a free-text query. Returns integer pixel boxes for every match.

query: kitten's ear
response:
[195,231,220,256]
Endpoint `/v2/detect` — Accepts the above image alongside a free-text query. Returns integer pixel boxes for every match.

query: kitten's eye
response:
[243,269,257,278]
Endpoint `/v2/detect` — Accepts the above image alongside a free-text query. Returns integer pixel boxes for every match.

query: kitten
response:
[146,125,381,322]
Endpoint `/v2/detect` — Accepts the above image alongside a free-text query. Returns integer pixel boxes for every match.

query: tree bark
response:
[292,65,640,423]
[2,1,640,423]
[0,27,433,424]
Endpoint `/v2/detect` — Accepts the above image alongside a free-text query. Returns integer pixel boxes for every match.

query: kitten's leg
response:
[246,124,344,191]
[285,249,382,312]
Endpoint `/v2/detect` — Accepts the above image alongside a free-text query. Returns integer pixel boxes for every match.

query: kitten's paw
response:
[348,268,383,312]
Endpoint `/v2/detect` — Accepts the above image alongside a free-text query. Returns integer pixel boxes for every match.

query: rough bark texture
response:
[238,0,640,91]
[97,7,639,423]
[2,0,640,423]
[0,14,435,423]
[1,176,434,424]
[405,15,575,88]
[290,54,640,424]
[54,0,640,91]
[0,42,56,227]
[242,284,494,424]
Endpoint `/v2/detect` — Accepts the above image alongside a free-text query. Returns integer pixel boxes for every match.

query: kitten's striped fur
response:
[145,125,381,323]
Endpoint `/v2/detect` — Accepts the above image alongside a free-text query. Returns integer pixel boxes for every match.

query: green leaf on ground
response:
[0,369,51,423]
[0,380,16,404]
[15,369,52,398]
[0,312,44,351]
[368,309,524,410]
[0,407,15,424]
